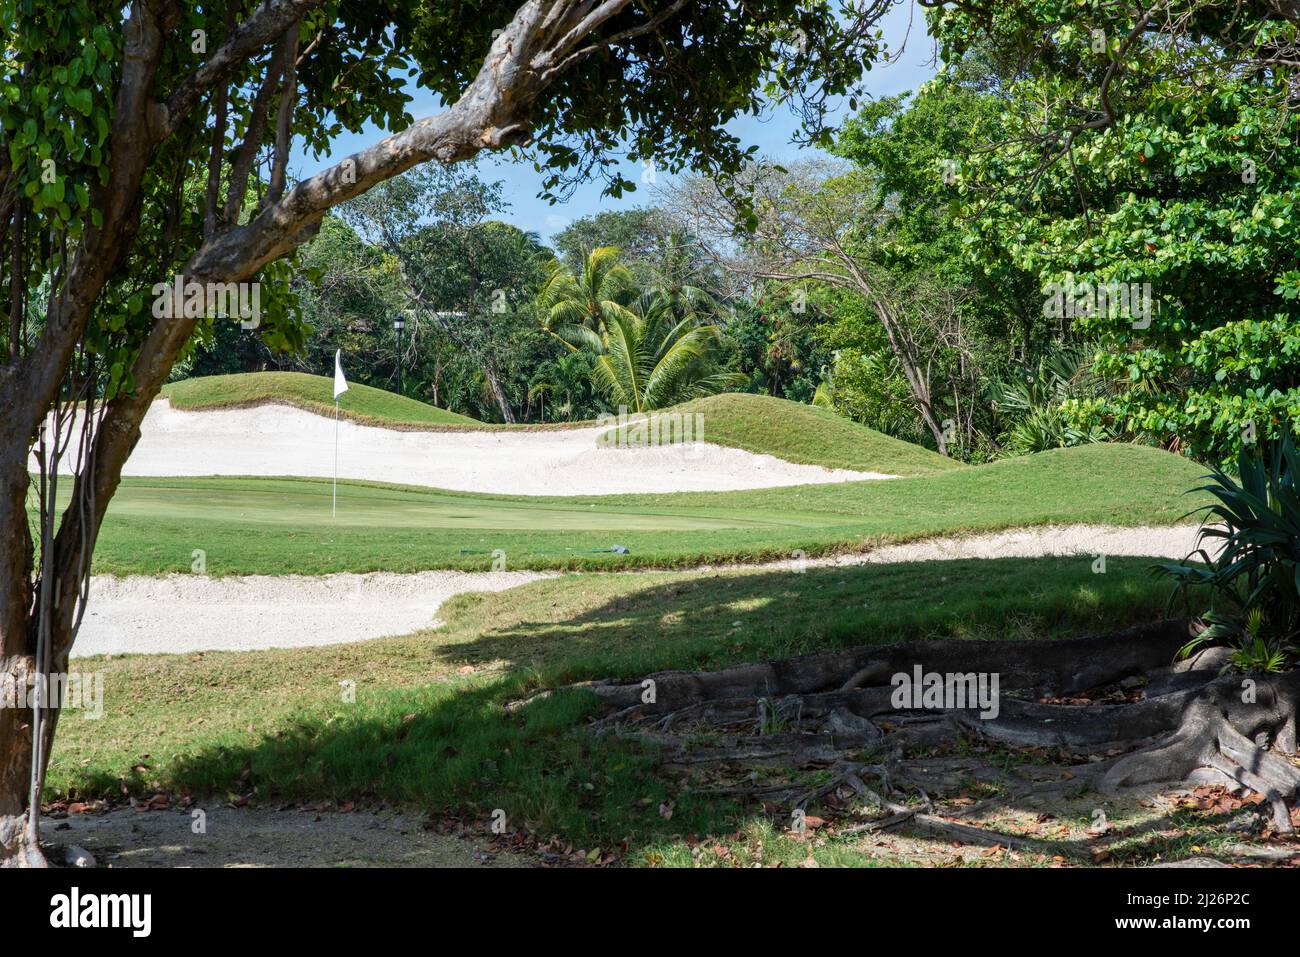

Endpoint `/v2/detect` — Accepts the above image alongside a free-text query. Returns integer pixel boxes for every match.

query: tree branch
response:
[160,0,325,141]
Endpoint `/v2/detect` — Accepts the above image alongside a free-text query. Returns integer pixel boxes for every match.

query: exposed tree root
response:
[583,619,1194,711]
[574,619,1300,849]
[1100,671,1300,832]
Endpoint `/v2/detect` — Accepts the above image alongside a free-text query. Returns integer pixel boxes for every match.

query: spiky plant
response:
[1158,434,1300,669]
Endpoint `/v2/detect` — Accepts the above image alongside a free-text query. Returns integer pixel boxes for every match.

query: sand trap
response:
[723,523,1212,570]
[40,400,890,495]
[71,524,1206,657]
[71,570,554,657]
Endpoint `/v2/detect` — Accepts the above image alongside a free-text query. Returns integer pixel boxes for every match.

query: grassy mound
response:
[660,393,963,476]
[163,371,478,428]
[163,375,958,474]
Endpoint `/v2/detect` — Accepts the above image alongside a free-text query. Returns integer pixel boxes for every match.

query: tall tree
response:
[669,160,969,455]
[536,245,636,344]
[342,165,548,421]
[552,207,715,292]
[0,0,894,865]
[932,0,1300,463]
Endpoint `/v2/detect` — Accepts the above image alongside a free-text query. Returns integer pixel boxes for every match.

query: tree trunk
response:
[0,0,680,867]
[874,305,947,456]
[484,363,516,424]
[0,445,38,865]
[830,259,950,457]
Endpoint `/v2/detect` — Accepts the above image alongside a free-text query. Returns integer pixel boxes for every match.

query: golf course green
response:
[77,441,1210,575]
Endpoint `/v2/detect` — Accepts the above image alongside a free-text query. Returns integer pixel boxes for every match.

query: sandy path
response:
[70,524,1205,658]
[40,400,890,495]
[724,522,1209,570]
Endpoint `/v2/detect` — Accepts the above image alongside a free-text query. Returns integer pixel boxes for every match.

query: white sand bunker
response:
[71,570,553,658]
[739,523,1211,570]
[45,400,890,495]
[72,524,1205,657]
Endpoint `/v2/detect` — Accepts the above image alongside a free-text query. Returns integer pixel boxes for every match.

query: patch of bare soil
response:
[42,804,530,868]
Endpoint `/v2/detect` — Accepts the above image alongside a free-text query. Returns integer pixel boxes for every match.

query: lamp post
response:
[393,316,406,395]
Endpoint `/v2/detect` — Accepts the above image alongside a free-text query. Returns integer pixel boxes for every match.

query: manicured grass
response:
[50,556,1180,864]
[163,371,478,427]
[74,443,1210,576]
[655,392,962,476]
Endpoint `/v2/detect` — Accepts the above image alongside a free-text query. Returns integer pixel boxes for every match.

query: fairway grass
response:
[50,556,1182,865]
[76,442,1211,576]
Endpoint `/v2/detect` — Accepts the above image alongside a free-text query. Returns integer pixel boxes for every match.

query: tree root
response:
[574,620,1300,845]
[1100,671,1300,832]
[583,618,1194,712]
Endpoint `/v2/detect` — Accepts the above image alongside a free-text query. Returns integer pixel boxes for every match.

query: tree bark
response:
[0,0,658,864]
[484,363,517,424]
[0,455,36,866]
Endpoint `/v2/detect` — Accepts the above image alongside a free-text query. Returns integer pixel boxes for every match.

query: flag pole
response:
[332,397,339,518]
[332,348,348,518]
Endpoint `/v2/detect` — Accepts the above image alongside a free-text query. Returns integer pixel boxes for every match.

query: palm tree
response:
[531,351,600,421]
[536,246,636,349]
[592,293,744,412]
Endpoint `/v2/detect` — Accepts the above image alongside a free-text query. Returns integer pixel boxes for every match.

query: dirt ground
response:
[42,805,530,868]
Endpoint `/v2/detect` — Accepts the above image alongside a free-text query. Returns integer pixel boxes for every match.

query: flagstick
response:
[332,397,339,518]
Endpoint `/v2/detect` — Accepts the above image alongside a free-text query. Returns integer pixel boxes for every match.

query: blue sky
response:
[292,2,938,243]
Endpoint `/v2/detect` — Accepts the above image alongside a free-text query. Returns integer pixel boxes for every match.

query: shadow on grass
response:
[58,556,1215,864]
[436,556,1178,684]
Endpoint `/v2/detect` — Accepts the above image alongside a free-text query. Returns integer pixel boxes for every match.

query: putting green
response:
[103,477,839,531]
[68,442,1212,576]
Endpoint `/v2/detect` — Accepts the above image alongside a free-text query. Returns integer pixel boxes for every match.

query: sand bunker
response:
[72,569,553,657]
[72,524,1203,657]
[41,400,890,495]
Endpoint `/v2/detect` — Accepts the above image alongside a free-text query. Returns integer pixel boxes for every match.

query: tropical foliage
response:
[538,250,742,412]
[1160,436,1300,671]
[591,293,745,412]
[931,1,1300,464]
[991,341,1114,456]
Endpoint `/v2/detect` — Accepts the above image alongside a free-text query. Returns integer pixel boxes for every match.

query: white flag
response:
[333,349,349,400]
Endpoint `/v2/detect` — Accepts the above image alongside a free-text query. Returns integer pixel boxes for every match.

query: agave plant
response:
[1158,433,1300,669]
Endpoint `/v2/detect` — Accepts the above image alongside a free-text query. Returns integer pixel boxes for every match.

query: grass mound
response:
[163,371,478,428]
[163,375,962,475]
[649,393,962,477]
